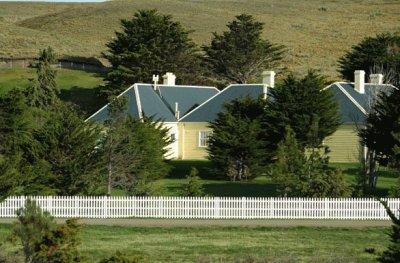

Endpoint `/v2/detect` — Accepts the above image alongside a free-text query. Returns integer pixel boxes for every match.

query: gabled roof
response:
[86,84,219,122]
[327,82,396,124]
[180,84,267,122]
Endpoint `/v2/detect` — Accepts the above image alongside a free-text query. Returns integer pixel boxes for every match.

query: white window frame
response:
[198,131,211,147]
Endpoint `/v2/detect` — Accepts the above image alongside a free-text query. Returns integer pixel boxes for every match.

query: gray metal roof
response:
[86,86,141,122]
[180,84,266,122]
[86,84,219,123]
[327,82,396,124]
[158,85,219,116]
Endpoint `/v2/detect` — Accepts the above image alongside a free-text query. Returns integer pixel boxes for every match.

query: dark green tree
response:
[181,167,205,197]
[0,89,55,200]
[378,200,400,263]
[123,116,171,195]
[9,199,55,263]
[34,103,103,195]
[338,33,400,83]
[208,96,266,181]
[270,127,306,197]
[360,88,400,187]
[102,97,171,195]
[25,47,59,109]
[103,9,208,97]
[271,126,350,197]
[32,219,83,263]
[203,14,285,84]
[263,70,341,152]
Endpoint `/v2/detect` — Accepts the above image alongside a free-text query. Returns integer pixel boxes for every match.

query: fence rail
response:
[0,196,398,220]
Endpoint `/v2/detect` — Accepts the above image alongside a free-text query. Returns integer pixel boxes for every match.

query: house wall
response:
[164,122,179,159]
[178,122,211,160]
[324,124,361,163]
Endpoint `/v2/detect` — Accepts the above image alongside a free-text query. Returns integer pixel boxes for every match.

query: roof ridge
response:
[179,83,264,121]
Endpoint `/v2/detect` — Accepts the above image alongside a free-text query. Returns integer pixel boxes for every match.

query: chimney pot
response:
[354,70,365,94]
[369,73,384,85]
[262,71,275,88]
[163,72,176,86]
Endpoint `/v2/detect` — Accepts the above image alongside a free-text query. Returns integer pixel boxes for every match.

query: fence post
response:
[103,196,108,219]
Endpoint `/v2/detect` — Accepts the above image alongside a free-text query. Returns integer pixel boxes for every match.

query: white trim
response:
[335,83,368,115]
[134,84,143,119]
[182,123,185,159]
[136,83,219,91]
[85,84,136,122]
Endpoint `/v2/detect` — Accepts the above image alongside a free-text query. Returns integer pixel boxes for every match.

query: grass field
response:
[0,223,391,262]
[150,161,398,197]
[0,68,105,114]
[1,0,400,79]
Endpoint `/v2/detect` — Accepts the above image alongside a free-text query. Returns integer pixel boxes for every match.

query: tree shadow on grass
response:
[60,86,106,116]
[167,160,224,180]
[204,182,279,197]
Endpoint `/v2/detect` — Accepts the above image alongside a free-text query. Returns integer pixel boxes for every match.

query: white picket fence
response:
[0,196,399,220]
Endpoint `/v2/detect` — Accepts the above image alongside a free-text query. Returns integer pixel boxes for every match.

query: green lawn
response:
[0,68,105,114]
[0,224,390,262]
[156,161,399,198]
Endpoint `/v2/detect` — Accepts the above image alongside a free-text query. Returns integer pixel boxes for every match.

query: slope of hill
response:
[1,0,399,79]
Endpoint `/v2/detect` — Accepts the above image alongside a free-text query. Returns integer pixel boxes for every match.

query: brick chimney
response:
[163,72,176,86]
[354,70,365,94]
[262,71,275,88]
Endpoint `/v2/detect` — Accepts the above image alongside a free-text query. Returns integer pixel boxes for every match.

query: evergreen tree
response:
[32,219,83,263]
[102,97,171,195]
[378,200,400,263]
[203,14,285,84]
[270,127,306,197]
[361,88,400,168]
[25,47,59,109]
[182,168,205,197]
[9,199,55,263]
[34,103,103,195]
[338,33,400,83]
[263,70,341,152]
[103,9,208,97]
[271,127,350,197]
[208,96,266,181]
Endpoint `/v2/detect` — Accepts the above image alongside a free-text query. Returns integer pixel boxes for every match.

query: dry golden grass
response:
[0,0,399,79]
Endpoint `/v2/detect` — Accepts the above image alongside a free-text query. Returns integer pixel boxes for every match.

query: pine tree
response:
[378,200,400,263]
[208,96,266,181]
[361,88,400,168]
[263,70,341,152]
[203,14,285,84]
[270,127,306,197]
[102,97,171,195]
[25,47,59,109]
[34,103,103,195]
[182,168,205,197]
[338,33,400,83]
[102,9,208,97]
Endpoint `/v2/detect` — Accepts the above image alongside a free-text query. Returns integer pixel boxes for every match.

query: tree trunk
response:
[365,149,377,188]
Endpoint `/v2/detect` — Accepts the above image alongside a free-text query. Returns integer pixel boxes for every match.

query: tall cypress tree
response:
[263,70,341,152]
[208,96,266,181]
[204,14,285,84]
[25,47,59,109]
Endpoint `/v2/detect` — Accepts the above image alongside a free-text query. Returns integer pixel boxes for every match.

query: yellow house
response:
[87,71,396,163]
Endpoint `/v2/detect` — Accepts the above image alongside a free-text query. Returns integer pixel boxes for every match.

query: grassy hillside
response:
[0,0,399,79]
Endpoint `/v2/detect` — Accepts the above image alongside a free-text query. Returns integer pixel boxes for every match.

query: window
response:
[199,131,211,147]
[170,133,177,142]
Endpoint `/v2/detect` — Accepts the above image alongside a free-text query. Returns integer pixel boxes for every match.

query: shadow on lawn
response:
[204,182,279,197]
[60,86,106,115]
